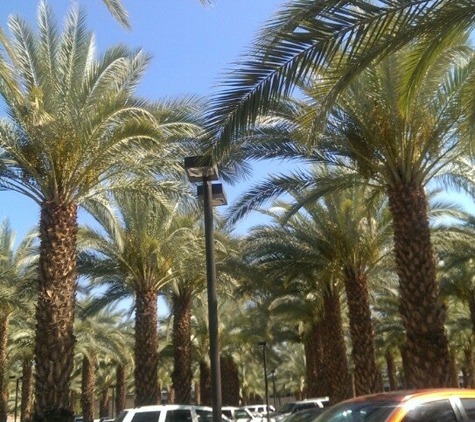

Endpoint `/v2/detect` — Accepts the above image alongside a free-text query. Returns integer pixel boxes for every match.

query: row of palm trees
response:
[2,0,475,421]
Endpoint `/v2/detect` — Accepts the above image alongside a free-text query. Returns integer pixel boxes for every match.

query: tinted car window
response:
[293,404,317,413]
[316,400,396,422]
[461,398,475,421]
[165,409,193,422]
[131,411,161,422]
[401,400,457,422]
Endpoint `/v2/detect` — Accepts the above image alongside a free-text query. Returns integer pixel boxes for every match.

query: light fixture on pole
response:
[258,341,270,422]
[185,155,227,422]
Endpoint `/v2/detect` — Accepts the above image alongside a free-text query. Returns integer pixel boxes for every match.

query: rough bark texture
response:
[0,315,9,422]
[320,287,352,404]
[385,350,397,391]
[199,360,211,406]
[116,364,126,414]
[99,389,110,419]
[172,293,193,404]
[21,359,34,422]
[304,322,327,397]
[464,346,475,388]
[221,355,240,406]
[387,182,452,388]
[343,268,382,395]
[134,288,160,406]
[81,353,96,422]
[34,200,78,422]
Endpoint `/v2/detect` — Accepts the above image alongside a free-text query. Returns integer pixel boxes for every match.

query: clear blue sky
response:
[0,0,286,241]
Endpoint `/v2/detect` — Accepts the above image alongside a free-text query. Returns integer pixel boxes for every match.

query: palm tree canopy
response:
[207,0,475,157]
[0,1,180,208]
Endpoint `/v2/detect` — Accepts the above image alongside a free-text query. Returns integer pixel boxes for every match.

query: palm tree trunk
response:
[134,288,160,406]
[387,181,452,388]
[464,346,475,388]
[81,353,96,422]
[343,267,381,395]
[116,364,126,414]
[385,350,397,391]
[321,284,352,404]
[34,200,78,422]
[0,315,9,422]
[221,355,239,406]
[99,389,110,419]
[304,322,327,397]
[21,359,34,422]
[172,293,193,404]
[199,360,211,406]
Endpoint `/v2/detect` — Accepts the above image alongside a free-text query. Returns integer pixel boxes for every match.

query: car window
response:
[294,404,316,413]
[222,410,233,419]
[165,410,193,422]
[235,410,250,419]
[315,400,396,422]
[401,400,457,422]
[461,398,475,421]
[131,411,161,422]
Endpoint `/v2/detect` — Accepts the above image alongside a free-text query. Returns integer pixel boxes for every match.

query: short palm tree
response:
[0,3,202,419]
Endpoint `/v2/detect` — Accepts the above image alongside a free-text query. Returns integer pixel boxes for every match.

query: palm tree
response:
[294,187,391,396]
[0,222,37,422]
[73,299,133,422]
[244,210,352,403]
[215,37,473,387]
[78,192,193,406]
[0,3,203,419]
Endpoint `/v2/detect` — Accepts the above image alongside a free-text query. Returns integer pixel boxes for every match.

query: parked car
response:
[114,404,202,422]
[269,398,330,422]
[114,404,230,422]
[278,407,327,422]
[222,406,260,422]
[244,405,275,416]
[314,389,475,422]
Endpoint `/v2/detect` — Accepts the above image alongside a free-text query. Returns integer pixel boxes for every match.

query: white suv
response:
[115,404,222,422]
[222,406,260,422]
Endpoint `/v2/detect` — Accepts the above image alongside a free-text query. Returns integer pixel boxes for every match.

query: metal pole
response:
[271,370,276,409]
[203,177,222,422]
[260,343,270,422]
[15,377,20,422]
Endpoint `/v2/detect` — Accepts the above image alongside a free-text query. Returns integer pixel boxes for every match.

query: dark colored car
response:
[279,407,327,422]
[270,398,330,422]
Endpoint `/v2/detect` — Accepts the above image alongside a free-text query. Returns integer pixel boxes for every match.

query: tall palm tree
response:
[217,39,473,387]
[78,193,191,406]
[73,299,133,422]
[244,210,352,403]
[0,4,202,419]
[0,222,37,422]
[292,187,392,396]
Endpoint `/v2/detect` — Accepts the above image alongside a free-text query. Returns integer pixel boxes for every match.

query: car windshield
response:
[313,400,397,422]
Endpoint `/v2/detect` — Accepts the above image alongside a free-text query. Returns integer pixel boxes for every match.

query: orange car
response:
[314,389,475,422]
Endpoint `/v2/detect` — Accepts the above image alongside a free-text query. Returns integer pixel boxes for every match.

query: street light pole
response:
[184,156,227,422]
[270,370,277,409]
[258,342,270,422]
[203,175,222,422]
